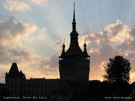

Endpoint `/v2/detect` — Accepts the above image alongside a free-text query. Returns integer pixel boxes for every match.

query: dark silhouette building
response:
[59,3,90,81]
[1,3,90,101]
[5,63,61,97]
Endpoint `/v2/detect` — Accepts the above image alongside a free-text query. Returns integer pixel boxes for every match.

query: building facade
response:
[5,63,61,97]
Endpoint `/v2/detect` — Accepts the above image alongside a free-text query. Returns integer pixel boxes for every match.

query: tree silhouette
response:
[104,55,131,83]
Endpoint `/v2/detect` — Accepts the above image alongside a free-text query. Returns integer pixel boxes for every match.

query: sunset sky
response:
[0,0,135,83]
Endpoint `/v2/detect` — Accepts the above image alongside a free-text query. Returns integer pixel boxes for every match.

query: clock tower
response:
[59,3,90,81]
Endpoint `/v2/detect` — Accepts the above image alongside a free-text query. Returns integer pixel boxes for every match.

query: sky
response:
[0,0,135,83]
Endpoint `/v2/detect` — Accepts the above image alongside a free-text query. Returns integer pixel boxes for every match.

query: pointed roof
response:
[65,46,84,57]
[6,62,26,79]
[9,62,19,75]
[59,3,89,58]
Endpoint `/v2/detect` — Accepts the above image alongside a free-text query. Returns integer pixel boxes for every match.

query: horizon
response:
[0,0,135,83]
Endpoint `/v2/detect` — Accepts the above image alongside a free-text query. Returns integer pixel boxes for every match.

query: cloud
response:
[37,55,59,78]
[9,48,40,64]
[0,18,39,64]
[35,39,65,79]
[34,39,65,79]
[106,20,133,44]
[0,42,39,65]
[4,0,31,11]
[30,0,48,5]
[0,45,11,64]
[54,39,66,53]
[0,18,37,45]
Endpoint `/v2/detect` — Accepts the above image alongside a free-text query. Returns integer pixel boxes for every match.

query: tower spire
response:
[72,2,76,30]
[59,40,65,58]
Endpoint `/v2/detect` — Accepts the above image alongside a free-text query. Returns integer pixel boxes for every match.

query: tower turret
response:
[84,43,90,58]
[59,43,65,58]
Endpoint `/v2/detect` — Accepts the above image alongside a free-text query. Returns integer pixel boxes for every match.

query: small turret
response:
[84,43,90,58]
[59,43,65,59]
[19,70,26,79]
[7,62,19,78]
